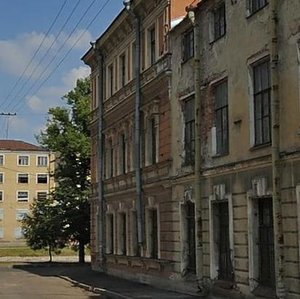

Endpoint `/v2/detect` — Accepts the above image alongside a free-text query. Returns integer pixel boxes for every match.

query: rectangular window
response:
[18,173,29,184]
[214,3,226,40]
[108,64,114,97]
[132,42,136,79]
[253,59,271,146]
[17,191,29,202]
[37,192,47,200]
[120,53,126,87]
[0,155,4,166]
[119,213,127,255]
[15,227,24,239]
[107,214,114,254]
[109,140,114,178]
[149,26,156,65]
[0,208,3,220]
[0,228,3,239]
[150,118,157,165]
[37,156,48,167]
[150,209,158,259]
[0,191,3,202]
[182,29,194,62]
[184,98,195,165]
[120,134,126,175]
[248,0,268,15]
[0,173,3,184]
[18,155,29,166]
[37,174,48,184]
[186,201,196,273]
[215,81,229,155]
[16,209,29,221]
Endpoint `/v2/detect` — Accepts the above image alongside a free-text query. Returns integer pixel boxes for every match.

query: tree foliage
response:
[34,77,91,263]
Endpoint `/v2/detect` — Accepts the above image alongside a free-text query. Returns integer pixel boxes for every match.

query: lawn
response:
[0,246,76,257]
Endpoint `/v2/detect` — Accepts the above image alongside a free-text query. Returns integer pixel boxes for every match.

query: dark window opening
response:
[186,201,196,273]
[149,27,156,65]
[214,3,226,40]
[150,209,158,259]
[184,98,195,165]
[182,29,194,62]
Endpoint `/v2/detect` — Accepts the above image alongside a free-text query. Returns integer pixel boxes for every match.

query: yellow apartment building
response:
[0,140,55,246]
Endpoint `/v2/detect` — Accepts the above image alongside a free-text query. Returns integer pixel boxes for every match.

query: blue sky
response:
[0,0,123,144]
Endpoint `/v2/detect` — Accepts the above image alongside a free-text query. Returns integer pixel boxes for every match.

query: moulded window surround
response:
[18,173,29,184]
[246,0,268,17]
[18,155,29,166]
[37,155,48,167]
[0,191,3,202]
[0,173,4,184]
[0,155,4,166]
[37,173,48,184]
[17,191,29,202]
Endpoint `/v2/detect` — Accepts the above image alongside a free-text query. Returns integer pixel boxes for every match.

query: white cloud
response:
[26,95,49,113]
[62,66,90,89]
[9,117,30,134]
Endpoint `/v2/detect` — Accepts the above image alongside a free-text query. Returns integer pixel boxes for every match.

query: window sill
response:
[249,142,271,151]
[181,56,194,65]
[212,152,229,158]
[209,33,226,45]
[246,3,269,19]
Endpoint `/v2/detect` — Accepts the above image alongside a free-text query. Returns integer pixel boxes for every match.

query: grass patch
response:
[0,246,77,257]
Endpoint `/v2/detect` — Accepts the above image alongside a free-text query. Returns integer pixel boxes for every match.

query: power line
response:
[0,0,68,110]
[3,0,82,112]
[13,0,111,114]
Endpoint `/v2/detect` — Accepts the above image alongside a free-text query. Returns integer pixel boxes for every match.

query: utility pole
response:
[0,113,16,139]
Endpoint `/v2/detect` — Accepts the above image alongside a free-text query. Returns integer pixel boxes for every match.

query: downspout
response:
[96,47,106,270]
[187,7,204,291]
[270,1,285,298]
[125,6,144,254]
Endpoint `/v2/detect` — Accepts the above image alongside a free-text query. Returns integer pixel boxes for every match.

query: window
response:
[108,140,114,178]
[18,155,29,166]
[215,81,229,155]
[37,192,47,200]
[184,98,195,165]
[149,26,156,65]
[253,59,271,146]
[17,191,29,202]
[18,173,29,184]
[37,174,48,184]
[108,64,114,97]
[248,0,268,15]
[186,201,196,273]
[118,213,127,255]
[0,155,4,165]
[106,214,114,254]
[146,117,158,165]
[16,209,29,221]
[0,228,3,239]
[182,29,194,62]
[0,173,3,184]
[119,53,126,87]
[120,134,127,175]
[15,227,24,239]
[213,3,226,40]
[37,156,48,167]
[0,191,3,202]
[0,208,3,220]
[149,209,158,258]
[132,42,136,79]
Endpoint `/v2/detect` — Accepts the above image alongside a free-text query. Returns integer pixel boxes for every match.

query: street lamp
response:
[123,0,131,11]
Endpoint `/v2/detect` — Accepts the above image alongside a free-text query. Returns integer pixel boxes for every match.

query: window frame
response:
[183,97,195,165]
[17,190,29,202]
[182,28,194,63]
[119,53,126,88]
[247,0,268,16]
[0,173,4,184]
[214,80,229,156]
[0,190,4,202]
[16,209,29,221]
[36,191,47,200]
[148,25,156,66]
[107,63,114,98]
[37,173,48,184]
[17,173,29,184]
[18,155,30,166]
[0,154,5,166]
[213,2,226,41]
[37,155,48,167]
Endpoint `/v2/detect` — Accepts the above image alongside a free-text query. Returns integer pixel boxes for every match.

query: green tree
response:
[22,196,65,262]
[37,77,91,263]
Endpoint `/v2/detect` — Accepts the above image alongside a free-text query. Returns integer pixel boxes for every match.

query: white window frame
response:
[0,154,5,166]
[0,172,4,184]
[36,155,48,167]
[18,155,30,166]
[36,191,47,200]
[17,173,29,184]
[36,173,48,184]
[17,190,29,202]
[16,209,29,221]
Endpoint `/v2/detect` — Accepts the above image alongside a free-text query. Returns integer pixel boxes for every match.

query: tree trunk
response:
[78,241,85,263]
[48,246,52,263]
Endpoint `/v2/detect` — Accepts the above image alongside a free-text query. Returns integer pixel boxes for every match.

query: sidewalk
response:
[9,262,226,299]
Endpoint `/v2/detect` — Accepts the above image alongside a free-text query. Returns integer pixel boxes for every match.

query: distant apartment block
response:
[0,140,54,246]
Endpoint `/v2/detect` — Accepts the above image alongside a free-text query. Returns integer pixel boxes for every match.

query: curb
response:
[58,275,133,299]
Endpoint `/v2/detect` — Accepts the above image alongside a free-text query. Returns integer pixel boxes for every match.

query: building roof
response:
[0,140,48,152]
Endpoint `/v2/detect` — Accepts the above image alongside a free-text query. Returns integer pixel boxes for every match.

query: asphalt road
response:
[0,266,103,299]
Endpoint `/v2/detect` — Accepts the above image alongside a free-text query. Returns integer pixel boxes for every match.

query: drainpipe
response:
[187,7,204,291]
[270,1,285,298]
[124,1,144,254]
[95,46,106,270]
